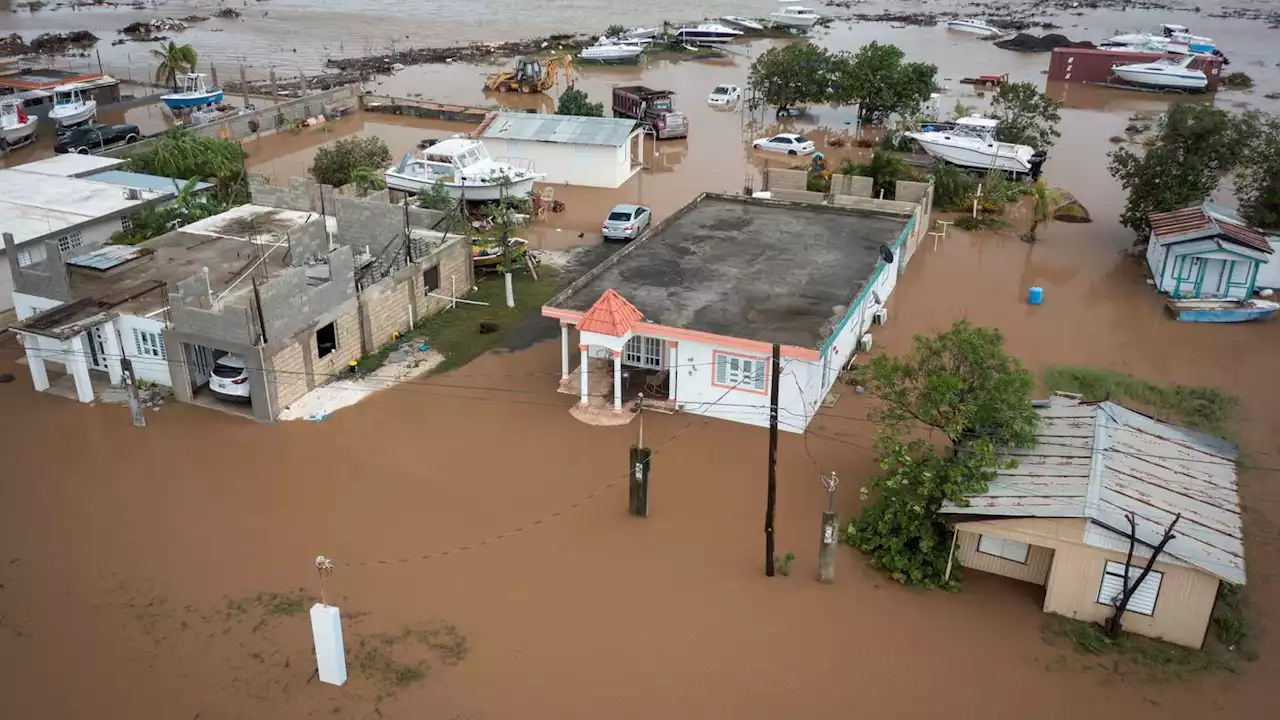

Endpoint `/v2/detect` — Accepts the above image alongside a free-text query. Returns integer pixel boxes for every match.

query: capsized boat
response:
[161,73,225,110]
[947,18,1003,37]
[674,23,743,45]
[720,16,765,31]
[904,116,1047,177]
[1112,50,1207,91]
[0,98,38,148]
[1103,23,1188,46]
[580,38,646,63]
[1166,298,1280,323]
[47,84,97,128]
[472,237,530,269]
[768,6,821,29]
[385,137,542,200]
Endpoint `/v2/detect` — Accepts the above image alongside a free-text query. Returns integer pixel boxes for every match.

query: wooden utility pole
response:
[817,471,839,583]
[240,64,250,109]
[629,394,651,517]
[765,343,781,576]
[1106,512,1181,636]
[120,358,146,428]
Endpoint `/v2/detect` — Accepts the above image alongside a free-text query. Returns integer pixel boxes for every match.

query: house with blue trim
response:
[1145,203,1274,299]
[541,189,932,431]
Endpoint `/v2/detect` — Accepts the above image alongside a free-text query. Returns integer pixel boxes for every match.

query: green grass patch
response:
[1043,365,1236,438]
[254,589,311,616]
[953,214,1008,231]
[356,267,561,375]
[351,620,470,699]
[1042,616,1237,680]
[354,640,429,695]
[1209,584,1256,659]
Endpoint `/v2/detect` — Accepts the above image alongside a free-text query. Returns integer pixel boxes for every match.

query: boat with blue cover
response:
[161,73,224,110]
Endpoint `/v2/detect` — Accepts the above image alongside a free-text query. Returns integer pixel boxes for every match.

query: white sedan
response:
[707,84,741,106]
[752,133,817,155]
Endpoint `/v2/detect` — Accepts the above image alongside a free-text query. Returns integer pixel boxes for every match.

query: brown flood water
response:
[4,3,1280,719]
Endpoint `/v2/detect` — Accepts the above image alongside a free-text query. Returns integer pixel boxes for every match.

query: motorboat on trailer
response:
[47,84,97,128]
[1112,50,1208,91]
[947,18,1003,38]
[384,137,542,200]
[720,16,765,31]
[0,98,38,148]
[673,23,743,45]
[768,6,821,30]
[161,73,224,110]
[903,116,1047,177]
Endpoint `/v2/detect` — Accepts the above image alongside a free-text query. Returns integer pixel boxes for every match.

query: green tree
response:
[1108,103,1253,238]
[417,180,455,212]
[988,82,1062,149]
[930,162,977,210]
[125,127,247,204]
[747,42,833,114]
[151,41,199,89]
[846,320,1038,588]
[349,166,386,196]
[830,42,936,124]
[310,136,393,188]
[1235,111,1280,229]
[556,86,604,117]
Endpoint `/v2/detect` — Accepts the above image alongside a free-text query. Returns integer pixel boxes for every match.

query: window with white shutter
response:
[133,328,167,359]
[977,535,1030,564]
[712,351,767,392]
[1097,561,1163,616]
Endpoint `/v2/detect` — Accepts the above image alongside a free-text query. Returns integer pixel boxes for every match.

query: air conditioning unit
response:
[122,187,142,201]
[858,333,873,352]
[873,308,888,326]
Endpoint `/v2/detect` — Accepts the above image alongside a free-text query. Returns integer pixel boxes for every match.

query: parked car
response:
[54,122,140,154]
[707,84,741,106]
[209,353,251,401]
[752,132,817,155]
[601,204,652,241]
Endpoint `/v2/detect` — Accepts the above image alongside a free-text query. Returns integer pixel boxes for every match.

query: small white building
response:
[1145,203,1274,299]
[476,111,643,189]
[541,192,932,431]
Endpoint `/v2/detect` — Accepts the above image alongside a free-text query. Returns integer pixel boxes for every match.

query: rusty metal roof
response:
[942,394,1246,584]
[1148,204,1272,254]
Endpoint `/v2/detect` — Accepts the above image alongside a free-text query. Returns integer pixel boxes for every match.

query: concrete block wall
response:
[266,300,363,411]
[359,274,413,352]
[3,235,72,302]
[768,168,809,192]
[895,180,931,205]
[833,174,874,198]
[335,195,403,257]
[168,275,259,346]
[287,216,330,266]
[412,236,473,315]
[832,195,917,214]
[357,235,473,352]
[248,172,322,213]
[772,188,826,204]
[268,340,310,411]
[257,246,356,343]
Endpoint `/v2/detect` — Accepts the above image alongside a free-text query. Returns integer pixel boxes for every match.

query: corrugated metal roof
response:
[86,170,212,195]
[943,394,1246,584]
[1148,203,1272,254]
[478,111,639,147]
[66,244,155,271]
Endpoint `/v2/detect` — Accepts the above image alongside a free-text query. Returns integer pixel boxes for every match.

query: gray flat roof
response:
[548,194,910,348]
[0,168,169,245]
[479,111,639,147]
[13,154,126,178]
[87,170,214,195]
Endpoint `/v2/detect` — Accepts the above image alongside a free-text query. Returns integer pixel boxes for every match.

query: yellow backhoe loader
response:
[483,55,573,93]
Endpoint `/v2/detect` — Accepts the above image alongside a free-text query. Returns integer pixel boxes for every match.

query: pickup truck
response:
[611,86,688,140]
[54,122,142,154]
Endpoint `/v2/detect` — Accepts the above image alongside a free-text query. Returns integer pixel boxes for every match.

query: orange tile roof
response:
[577,289,643,337]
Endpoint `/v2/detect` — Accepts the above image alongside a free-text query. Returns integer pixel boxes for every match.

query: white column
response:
[578,344,589,407]
[612,350,622,413]
[310,603,348,686]
[668,341,678,403]
[24,339,50,392]
[101,321,123,387]
[64,337,95,403]
[559,322,570,384]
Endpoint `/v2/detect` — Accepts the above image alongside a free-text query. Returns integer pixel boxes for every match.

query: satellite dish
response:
[878,244,895,263]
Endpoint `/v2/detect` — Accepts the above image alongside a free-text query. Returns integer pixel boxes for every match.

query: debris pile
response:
[213,8,243,20]
[994,33,1094,53]
[119,18,188,36]
[326,35,596,74]
[1,31,100,57]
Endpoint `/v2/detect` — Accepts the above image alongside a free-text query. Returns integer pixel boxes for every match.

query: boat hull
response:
[48,102,97,127]
[1111,67,1207,90]
[161,89,225,109]
[904,133,1034,173]
[1,119,37,146]
[1166,299,1280,323]
[721,16,764,31]
[385,172,539,200]
[768,15,819,29]
[580,47,644,63]
[948,21,1001,37]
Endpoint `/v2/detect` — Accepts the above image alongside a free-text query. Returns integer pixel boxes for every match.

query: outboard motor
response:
[1028,150,1048,181]
[1213,49,1230,66]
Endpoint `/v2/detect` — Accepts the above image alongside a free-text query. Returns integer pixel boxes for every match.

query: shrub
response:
[311,136,392,188]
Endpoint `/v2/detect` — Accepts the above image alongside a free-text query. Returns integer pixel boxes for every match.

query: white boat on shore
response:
[47,84,97,128]
[769,6,821,29]
[904,116,1047,176]
[623,27,659,40]
[1103,23,1187,46]
[1112,51,1207,91]
[384,137,542,200]
[580,38,646,63]
[947,18,1003,37]
[1,98,38,148]
[674,23,743,45]
[720,16,764,31]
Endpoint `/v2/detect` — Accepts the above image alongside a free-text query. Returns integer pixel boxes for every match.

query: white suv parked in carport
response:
[209,353,251,401]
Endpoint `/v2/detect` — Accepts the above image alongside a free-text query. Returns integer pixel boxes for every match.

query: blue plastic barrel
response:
[1028,286,1044,305]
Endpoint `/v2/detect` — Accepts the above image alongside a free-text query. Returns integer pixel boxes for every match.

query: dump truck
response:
[611,86,688,140]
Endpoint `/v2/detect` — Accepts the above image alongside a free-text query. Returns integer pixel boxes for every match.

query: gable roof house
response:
[940,393,1245,648]
[1145,202,1273,300]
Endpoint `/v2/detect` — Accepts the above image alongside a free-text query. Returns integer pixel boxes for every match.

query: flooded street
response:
[4,1,1280,718]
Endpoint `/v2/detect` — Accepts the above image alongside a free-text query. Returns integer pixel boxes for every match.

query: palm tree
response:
[152,41,199,90]
[349,166,386,196]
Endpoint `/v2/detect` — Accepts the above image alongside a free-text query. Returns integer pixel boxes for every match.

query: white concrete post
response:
[24,341,49,392]
[310,603,347,686]
[559,322,570,385]
[578,344,589,407]
[668,341,678,403]
[612,349,623,413]
[64,338,95,403]
[102,321,124,387]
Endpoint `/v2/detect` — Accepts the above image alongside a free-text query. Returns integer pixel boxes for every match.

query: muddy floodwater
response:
[4,1,1280,718]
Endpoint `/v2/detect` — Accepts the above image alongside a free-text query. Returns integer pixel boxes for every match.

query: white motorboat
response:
[673,23,743,45]
[623,27,659,40]
[947,18,1003,37]
[0,98,38,148]
[768,6,821,29]
[1112,52,1208,91]
[47,84,97,128]
[580,37,646,62]
[720,16,765,31]
[904,116,1047,176]
[384,137,543,200]
[1102,31,1217,55]
[1103,23,1188,46]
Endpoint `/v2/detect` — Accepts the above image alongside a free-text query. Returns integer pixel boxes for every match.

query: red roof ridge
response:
[577,289,644,337]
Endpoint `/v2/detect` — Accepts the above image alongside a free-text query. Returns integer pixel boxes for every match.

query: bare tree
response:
[1106,512,1181,637]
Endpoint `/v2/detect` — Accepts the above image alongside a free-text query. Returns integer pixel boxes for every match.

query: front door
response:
[624,336,663,370]
[86,326,110,372]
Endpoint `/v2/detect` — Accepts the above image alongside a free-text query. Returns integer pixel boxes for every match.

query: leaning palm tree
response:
[349,166,386,196]
[151,41,199,90]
